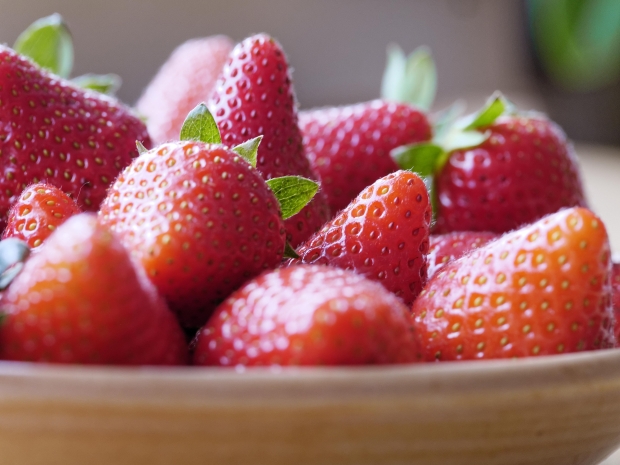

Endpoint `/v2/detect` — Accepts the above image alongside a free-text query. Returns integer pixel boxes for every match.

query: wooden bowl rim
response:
[1,348,619,404]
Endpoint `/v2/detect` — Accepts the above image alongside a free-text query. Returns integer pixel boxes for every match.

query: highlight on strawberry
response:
[0,214,188,365]
[292,169,432,306]
[2,182,81,250]
[394,92,587,234]
[412,207,614,361]
[99,103,319,328]
[193,265,419,366]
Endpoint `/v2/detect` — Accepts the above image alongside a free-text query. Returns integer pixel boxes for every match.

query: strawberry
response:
[428,231,498,278]
[193,265,418,366]
[99,141,285,328]
[0,46,150,227]
[411,207,614,361]
[394,93,587,234]
[136,36,233,145]
[99,105,318,328]
[2,182,81,249]
[611,262,620,342]
[292,170,431,306]
[300,100,432,213]
[208,34,330,247]
[0,213,187,365]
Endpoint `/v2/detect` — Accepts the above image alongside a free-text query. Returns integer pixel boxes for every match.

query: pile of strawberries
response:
[0,15,614,367]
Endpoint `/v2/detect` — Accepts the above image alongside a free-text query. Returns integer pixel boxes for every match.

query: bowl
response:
[3,144,620,465]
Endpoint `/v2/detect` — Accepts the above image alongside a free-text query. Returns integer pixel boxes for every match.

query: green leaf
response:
[381,44,407,102]
[14,13,73,78]
[0,238,30,290]
[179,103,221,144]
[381,44,437,110]
[391,143,444,176]
[442,129,489,153]
[421,175,439,224]
[232,136,262,168]
[432,100,466,143]
[462,92,512,130]
[136,140,148,155]
[283,241,300,259]
[72,73,121,95]
[266,176,319,220]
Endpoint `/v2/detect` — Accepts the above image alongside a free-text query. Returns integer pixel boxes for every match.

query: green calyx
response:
[381,44,437,111]
[391,91,515,219]
[0,238,30,290]
[178,105,320,218]
[71,73,122,96]
[266,176,319,220]
[283,241,300,260]
[136,140,148,155]
[13,14,122,95]
[180,103,222,145]
[179,103,261,168]
[14,13,73,78]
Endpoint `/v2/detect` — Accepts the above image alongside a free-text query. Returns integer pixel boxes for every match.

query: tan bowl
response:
[1,351,620,465]
[2,144,620,465]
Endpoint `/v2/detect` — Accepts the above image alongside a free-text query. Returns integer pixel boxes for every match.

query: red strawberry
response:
[136,36,233,145]
[412,207,614,361]
[293,170,431,305]
[209,34,330,247]
[395,93,587,234]
[428,231,498,278]
[300,100,431,213]
[0,213,187,365]
[611,262,620,342]
[0,46,150,227]
[193,265,418,366]
[99,140,287,328]
[2,182,81,249]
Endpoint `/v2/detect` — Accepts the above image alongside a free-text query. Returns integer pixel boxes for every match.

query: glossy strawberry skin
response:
[434,116,586,234]
[209,34,330,247]
[193,265,418,366]
[0,46,150,226]
[300,100,432,213]
[99,141,286,328]
[412,207,614,361]
[428,231,498,279]
[293,170,431,305]
[0,214,187,365]
[136,36,233,145]
[612,263,620,342]
[2,182,81,249]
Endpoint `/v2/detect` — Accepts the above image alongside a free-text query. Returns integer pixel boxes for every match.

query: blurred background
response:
[0,1,534,118]
[1,0,620,142]
[1,0,620,247]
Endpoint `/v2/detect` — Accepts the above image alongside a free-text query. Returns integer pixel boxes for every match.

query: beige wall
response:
[0,0,534,110]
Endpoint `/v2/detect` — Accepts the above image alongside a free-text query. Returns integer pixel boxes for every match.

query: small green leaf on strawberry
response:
[232,135,262,168]
[381,44,437,111]
[179,103,221,144]
[463,91,513,130]
[391,142,443,176]
[432,100,466,141]
[72,73,121,95]
[266,176,319,220]
[0,238,30,290]
[283,241,300,259]
[13,13,73,78]
[136,140,148,155]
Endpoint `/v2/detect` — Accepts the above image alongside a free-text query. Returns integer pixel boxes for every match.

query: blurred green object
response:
[528,0,620,91]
